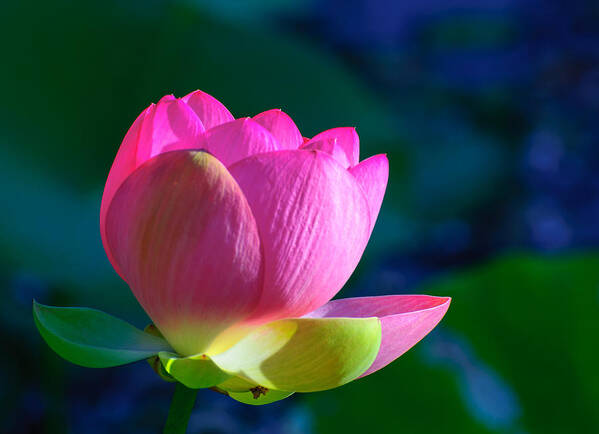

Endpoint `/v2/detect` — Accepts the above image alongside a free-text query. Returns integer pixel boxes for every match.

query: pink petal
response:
[349,154,389,234]
[305,295,451,377]
[229,150,371,322]
[136,96,205,160]
[197,118,281,167]
[182,89,234,130]
[105,150,263,356]
[301,127,360,168]
[100,96,205,278]
[252,109,303,150]
[100,105,150,278]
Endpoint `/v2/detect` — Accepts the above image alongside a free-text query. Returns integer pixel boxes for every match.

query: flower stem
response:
[163,383,198,434]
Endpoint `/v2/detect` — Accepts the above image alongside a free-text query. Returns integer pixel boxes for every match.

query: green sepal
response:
[33,300,171,368]
[228,389,294,406]
[215,373,295,404]
[158,351,232,389]
[147,355,177,382]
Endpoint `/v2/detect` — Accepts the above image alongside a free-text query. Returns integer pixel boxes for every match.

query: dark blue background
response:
[1,1,598,432]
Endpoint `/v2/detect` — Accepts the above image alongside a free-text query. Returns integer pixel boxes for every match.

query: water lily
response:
[34,90,450,429]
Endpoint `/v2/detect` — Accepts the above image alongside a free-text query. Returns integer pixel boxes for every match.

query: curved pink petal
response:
[100,96,205,277]
[301,127,360,168]
[105,150,263,356]
[197,118,280,167]
[182,89,234,130]
[100,105,150,278]
[349,154,389,234]
[305,295,451,377]
[136,95,205,160]
[253,109,303,150]
[229,150,371,322]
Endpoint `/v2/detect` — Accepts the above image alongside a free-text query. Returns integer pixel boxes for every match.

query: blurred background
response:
[1,0,598,433]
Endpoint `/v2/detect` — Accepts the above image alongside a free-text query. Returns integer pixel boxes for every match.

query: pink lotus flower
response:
[96,90,450,401]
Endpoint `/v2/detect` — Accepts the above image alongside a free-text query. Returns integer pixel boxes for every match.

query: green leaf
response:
[33,301,171,368]
[212,317,381,393]
[158,351,231,389]
[228,389,294,406]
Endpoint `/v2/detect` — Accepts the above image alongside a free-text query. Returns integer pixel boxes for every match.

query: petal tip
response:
[158,94,176,103]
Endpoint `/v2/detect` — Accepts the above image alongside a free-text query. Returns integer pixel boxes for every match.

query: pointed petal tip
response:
[260,108,282,114]
[362,153,389,164]
[182,89,219,99]
[302,127,360,168]
[349,154,389,233]
[181,89,234,130]
[157,94,176,103]
[198,118,279,166]
[252,109,302,150]
[184,89,202,97]
[419,295,451,309]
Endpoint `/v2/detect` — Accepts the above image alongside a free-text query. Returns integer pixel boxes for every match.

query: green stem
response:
[163,383,198,434]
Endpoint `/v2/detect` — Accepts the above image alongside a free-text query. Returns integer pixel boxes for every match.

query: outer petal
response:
[105,151,263,356]
[100,106,150,278]
[253,109,303,150]
[229,150,371,321]
[305,295,451,377]
[197,118,280,167]
[349,154,389,234]
[211,317,381,392]
[301,127,360,168]
[182,89,234,130]
[100,96,205,277]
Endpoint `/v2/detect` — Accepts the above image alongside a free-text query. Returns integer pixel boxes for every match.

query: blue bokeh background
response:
[2,0,598,433]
